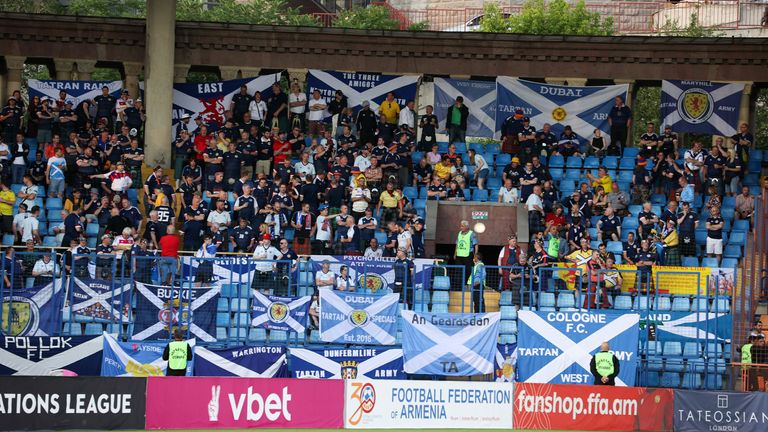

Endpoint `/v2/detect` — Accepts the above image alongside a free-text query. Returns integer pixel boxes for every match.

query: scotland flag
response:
[290,347,404,380]
[194,346,287,377]
[67,278,132,323]
[319,290,398,345]
[132,282,220,342]
[495,77,627,142]
[307,70,418,120]
[180,256,256,284]
[661,80,742,136]
[101,333,194,377]
[0,335,105,376]
[1,281,64,337]
[171,73,281,137]
[434,78,496,138]
[251,291,311,333]
[27,79,122,106]
[400,310,500,376]
[639,311,731,343]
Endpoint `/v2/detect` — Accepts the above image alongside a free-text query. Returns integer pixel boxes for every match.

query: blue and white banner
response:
[171,73,281,136]
[319,290,399,345]
[640,312,732,343]
[101,333,194,377]
[434,77,496,138]
[27,79,122,106]
[1,280,64,336]
[68,277,132,323]
[290,347,404,380]
[495,343,517,382]
[495,77,627,142]
[400,310,500,376]
[309,255,433,293]
[517,310,639,386]
[0,335,104,376]
[307,70,419,120]
[194,346,287,378]
[661,80,742,136]
[251,291,311,333]
[132,282,220,342]
[180,256,257,284]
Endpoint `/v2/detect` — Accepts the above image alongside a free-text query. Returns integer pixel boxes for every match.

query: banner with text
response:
[290,347,404,380]
[495,77,628,143]
[661,80,742,137]
[674,390,768,432]
[517,311,639,386]
[319,290,399,345]
[514,382,673,431]
[27,79,122,107]
[307,70,418,121]
[101,333,194,377]
[0,376,146,430]
[434,78,496,138]
[2,280,64,336]
[401,310,500,376]
[251,292,311,333]
[68,277,132,323]
[132,282,219,342]
[345,379,513,429]
[145,376,344,429]
[0,335,104,376]
[639,311,732,343]
[194,346,287,378]
[309,255,434,293]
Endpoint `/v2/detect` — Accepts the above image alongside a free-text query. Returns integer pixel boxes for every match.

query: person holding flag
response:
[162,328,192,376]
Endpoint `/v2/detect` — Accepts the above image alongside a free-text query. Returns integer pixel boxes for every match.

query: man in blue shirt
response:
[467,252,487,313]
[608,95,632,151]
[61,208,83,248]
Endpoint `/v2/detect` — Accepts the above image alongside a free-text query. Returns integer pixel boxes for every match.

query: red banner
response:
[514,382,673,432]
[145,377,344,429]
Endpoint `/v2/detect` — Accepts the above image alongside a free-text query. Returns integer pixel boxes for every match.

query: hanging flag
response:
[400,310,500,376]
[639,311,732,343]
[179,256,257,284]
[132,282,220,342]
[495,77,627,143]
[194,346,287,377]
[434,77,496,138]
[494,343,517,382]
[1,280,64,336]
[289,347,404,380]
[170,73,281,137]
[307,70,418,120]
[101,333,194,377]
[319,290,399,345]
[0,335,105,376]
[517,310,639,386]
[308,255,434,293]
[67,277,132,323]
[27,79,122,106]
[661,80,742,136]
[250,291,311,333]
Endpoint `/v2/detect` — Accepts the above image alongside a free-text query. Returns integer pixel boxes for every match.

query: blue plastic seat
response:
[654,295,671,311]
[431,304,448,313]
[564,169,581,181]
[607,241,623,255]
[712,298,730,312]
[671,297,691,312]
[583,156,599,169]
[549,155,564,168]
[681,257,699,267]
[216,312,230,327]
[230,298,249,312]
[46,197,63,210]
[692,297,709,312]
[549,168,564,181]
[731,219,749,233]
[499,292,514,307]
[701,257,719,268]
[495,153,511,168]
[499,334,517,345]
[557,292,575,308]
[500,305,517,320]
[474,190,489,202]
[228,327,247,340]
[682,373,703,390]
[2,234,14,245]
[603,156,619,170]
[614,295,633,310]
[248,328,267,342]
[619,157,635,170]
[431,291,449,304]
[660,372,681,388]
[539,292,556,308]
[623,147,639,158]
[566,157,582,169]
[728,231,746,248]
[432,276,451,290]
[269,330,288,342]
[664,341,683,356]
[499,320,517,334]
[84,323,103,336]
[683,342,702,357]
[403,186,418,200]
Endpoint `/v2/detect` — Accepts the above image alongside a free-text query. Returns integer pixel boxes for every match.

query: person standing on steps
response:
[162,328,192,376]
[590,341,620,386]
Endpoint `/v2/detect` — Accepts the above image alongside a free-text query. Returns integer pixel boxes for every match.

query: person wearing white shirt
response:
[525,185,545,242]
[12,204,29,242]
[288,82,307,131]
[294,153,316,180]
[364,238,384,258]
[32,254,56,285]
[315,260,336,290]
[468,149,489,190]
[354,148,372,173]
[498,178,520,204]
[397,223,413,256]
[398,100,416,132]
[307,90,327,137]
[207,199,232,246]
[248,92,268,124]
[350,185,371,217]
[19,206,41,244]
[251,233,280,293]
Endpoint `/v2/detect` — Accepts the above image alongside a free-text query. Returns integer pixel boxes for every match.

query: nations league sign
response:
[0,376,146,430]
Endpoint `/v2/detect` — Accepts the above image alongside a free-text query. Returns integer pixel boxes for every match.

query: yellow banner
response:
[652,266,711,295]
[553,263,715,295]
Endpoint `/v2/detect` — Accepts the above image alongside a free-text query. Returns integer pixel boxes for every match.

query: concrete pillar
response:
[144,0,176,167]
[738,82,754,127]
[449,74,471,80]
[0,72,5,105]
[5,56,25,102]
[564,78,588,87]
[240,67,261,78]
[544,78,567,85]
[75,60,97,80]
[53,59,75,80]
[123,62,143,100]
[219,66,240,81]
[173,64,190,83]
[287,68,308,90]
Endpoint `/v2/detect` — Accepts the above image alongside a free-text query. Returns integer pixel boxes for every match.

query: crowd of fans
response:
[0,81,760,301]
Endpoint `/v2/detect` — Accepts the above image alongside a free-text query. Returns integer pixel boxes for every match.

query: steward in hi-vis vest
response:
[590,341,620,386]
[163,328,192,376]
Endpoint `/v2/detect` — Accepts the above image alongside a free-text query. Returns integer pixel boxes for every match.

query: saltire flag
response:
[194,346,287,377]
[319,290,399,345]
[494,343,517,382]
[434,77,496,138]
[170,73,281,137]
[307,70,418,120]
[661,80,742,136]
[1,280,64,336]
[0,335,105,376]
[400,310,500,376]
[67,277,132,323]
[27,79,122,106]
[308,255,434,293]
[517,310,639,386]
[179,256,257,285]
[289,347,404,380]
[132,282,220,342]
[250,291,310,333]
[101,333,194,377]
[639,311,732,343]
[495,77,627,143]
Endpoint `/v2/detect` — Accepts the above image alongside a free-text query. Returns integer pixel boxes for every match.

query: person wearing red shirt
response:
[192,125,209,161]
[272,129,291,165]
[158,225,180,285]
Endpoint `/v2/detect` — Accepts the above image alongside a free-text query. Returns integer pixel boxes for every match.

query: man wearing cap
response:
[252,233,280,293]
[445,96,469,145]
[176,112,191,137]
[454,220,477,280]
[1,97,23,144]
